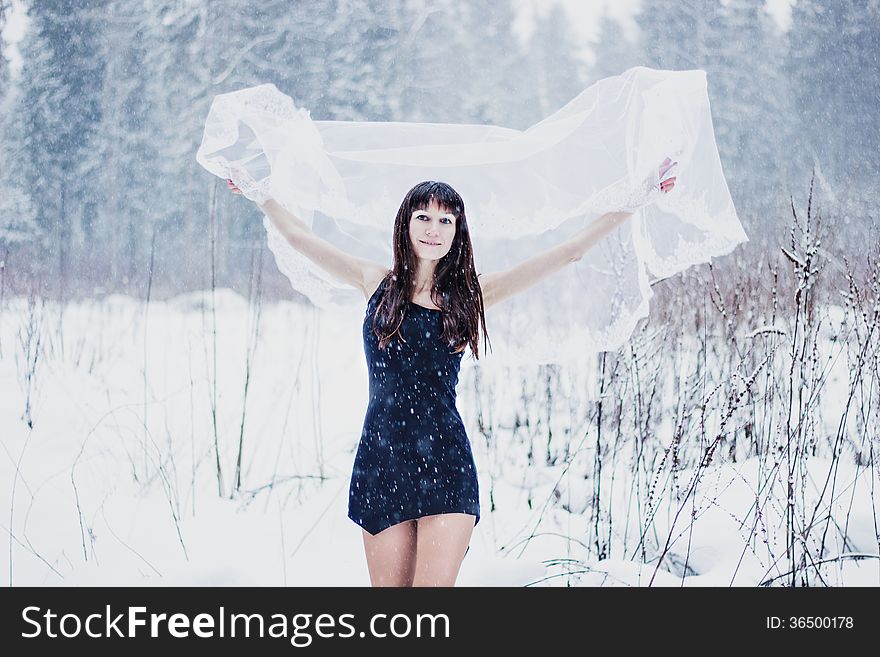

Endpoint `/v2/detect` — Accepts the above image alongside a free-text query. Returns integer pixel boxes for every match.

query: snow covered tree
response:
[86,0,216,289]
[636,0,795,233]
[527,3,588,118]
[590,10,642,83]
[0,0,9,91]
[9,0,108,292]
[786,0,880,186]
[391,0,477,123]
[460,0,539,130]
[0,85,39,248]
[784,0,880,257]
[0,0,39,247]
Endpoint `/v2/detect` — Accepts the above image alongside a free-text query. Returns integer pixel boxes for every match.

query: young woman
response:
[228,167,677,587]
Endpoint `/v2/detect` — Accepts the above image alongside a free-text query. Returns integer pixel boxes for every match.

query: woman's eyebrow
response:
[413,211,455,219]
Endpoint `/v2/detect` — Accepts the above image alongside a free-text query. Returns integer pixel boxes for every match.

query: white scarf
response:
[196,66,747,368]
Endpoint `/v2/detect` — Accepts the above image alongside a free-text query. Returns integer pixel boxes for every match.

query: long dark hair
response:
[372,181,491,359]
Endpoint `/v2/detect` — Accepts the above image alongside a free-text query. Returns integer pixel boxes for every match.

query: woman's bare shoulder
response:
[362,265,392,301]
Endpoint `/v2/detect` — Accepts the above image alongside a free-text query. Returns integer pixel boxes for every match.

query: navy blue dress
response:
[348,276,481,535]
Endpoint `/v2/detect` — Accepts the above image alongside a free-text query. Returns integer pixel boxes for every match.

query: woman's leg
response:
[361,519,418,587]
[412,513,475,587]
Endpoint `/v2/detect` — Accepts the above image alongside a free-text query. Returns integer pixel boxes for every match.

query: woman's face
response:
[408,200,457,261]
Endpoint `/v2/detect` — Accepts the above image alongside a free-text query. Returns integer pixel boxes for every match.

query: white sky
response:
[2,0,26,76]
[1,0,796,79]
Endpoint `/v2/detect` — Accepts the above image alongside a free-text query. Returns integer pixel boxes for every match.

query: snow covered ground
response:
[1,291,877,586]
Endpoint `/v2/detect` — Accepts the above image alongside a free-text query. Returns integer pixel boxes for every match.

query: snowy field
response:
[1,289,878,587]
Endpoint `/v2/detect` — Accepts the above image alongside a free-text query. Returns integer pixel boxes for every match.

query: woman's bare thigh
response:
[412,513,476,587]
[361,519,418,587]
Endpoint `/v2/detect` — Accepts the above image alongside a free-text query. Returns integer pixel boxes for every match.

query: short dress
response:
[348,276,481,535]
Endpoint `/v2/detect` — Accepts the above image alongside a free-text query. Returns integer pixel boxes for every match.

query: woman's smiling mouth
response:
[419,239,442,246]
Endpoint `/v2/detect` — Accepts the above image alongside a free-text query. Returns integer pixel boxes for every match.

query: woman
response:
[227,165,677,586]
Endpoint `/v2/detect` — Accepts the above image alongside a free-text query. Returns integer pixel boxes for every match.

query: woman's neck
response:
[412,258,437,294]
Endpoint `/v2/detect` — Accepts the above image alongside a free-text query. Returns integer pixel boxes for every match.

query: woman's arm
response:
[479,159,677,310]
[231,182,388,300]
[478,211,633,310]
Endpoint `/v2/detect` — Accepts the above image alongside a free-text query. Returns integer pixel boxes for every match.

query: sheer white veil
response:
[196,66,747,368]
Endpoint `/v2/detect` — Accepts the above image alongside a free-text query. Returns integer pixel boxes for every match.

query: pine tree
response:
[715,0,794,204]
[528,3,589,118]
[0,81,39,246]
[0,0,37,247]
[0,0,8,92]
[393,0,475,123]
[638,0,721,70]
[10,0,108,292]
[636,0,795,230]
[461,0,539,130]
[786,0,880,185]
[320,0,407,121]
[590,11,642,83]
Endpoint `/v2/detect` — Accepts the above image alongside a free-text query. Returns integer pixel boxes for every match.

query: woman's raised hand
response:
[224,168,272,205]
[594,155,680,214]
[657,157,677,194]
